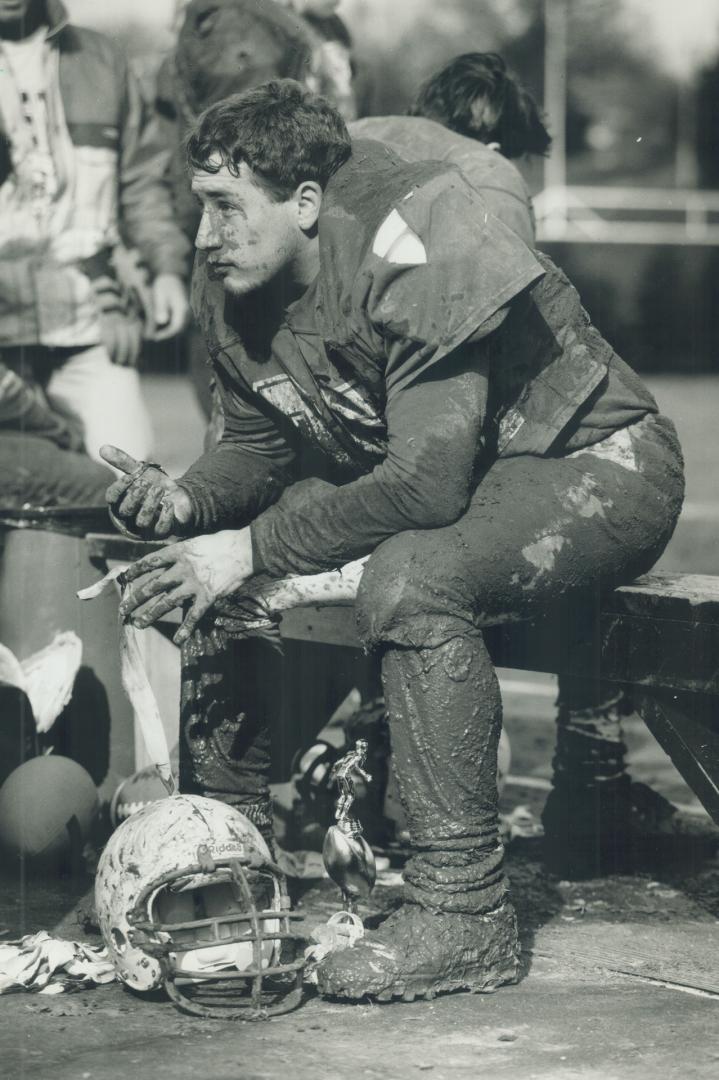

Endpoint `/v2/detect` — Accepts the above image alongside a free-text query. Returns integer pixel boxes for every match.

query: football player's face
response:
[193,159,301,297]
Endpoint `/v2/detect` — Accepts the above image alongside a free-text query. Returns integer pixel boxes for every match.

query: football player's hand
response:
[101,445,194,539]
[118,528,254,644]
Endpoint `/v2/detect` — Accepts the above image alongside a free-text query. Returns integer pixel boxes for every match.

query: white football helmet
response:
[95,794,304,1019]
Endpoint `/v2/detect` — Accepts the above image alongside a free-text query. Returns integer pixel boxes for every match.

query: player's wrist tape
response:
[130,461,168,481]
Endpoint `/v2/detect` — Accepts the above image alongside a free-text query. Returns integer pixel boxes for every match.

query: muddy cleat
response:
[315,901,520,1002]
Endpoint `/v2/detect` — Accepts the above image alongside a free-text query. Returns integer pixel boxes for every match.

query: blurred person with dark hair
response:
[352,51,550,247]
[106,81,684,1004]
[410,51,551,158]
[0,0,191,469]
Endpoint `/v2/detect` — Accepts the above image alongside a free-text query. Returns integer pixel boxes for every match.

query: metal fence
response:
[536,186,719,245]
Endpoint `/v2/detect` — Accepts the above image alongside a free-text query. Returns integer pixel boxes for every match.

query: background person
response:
[283,0,357,121]
[0,354,111,508]
[0,0,191,464]
[351,51,549,248]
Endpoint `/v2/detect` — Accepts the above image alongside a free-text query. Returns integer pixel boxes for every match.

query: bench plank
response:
[607,572,719,623]
[279,596,719,695]
[280,605,360,649]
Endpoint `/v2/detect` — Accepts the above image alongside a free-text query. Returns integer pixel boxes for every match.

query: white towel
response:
[0,931,115,994]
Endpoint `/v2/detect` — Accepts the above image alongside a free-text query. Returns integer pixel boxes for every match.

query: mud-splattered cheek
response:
[222,227,248,259]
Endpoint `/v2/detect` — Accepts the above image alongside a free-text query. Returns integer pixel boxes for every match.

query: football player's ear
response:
[295,180,322,231]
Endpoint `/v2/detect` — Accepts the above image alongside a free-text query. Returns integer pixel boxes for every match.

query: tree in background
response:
[696,51,719,188]
[343,0,517,116]
[345,0,679,185]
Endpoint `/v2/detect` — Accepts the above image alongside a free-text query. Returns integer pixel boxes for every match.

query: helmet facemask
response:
[124,845,304,1019]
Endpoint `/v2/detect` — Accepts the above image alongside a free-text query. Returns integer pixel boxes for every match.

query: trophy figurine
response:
[322,739,377,913]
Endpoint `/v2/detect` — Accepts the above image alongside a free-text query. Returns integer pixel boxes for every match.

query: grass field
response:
[647,375,719,573]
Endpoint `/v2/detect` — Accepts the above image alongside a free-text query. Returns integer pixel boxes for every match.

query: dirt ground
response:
[2,685,719,1080]
[1,375,718,1078]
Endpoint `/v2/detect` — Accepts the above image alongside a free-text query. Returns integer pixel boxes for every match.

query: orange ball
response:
[0,756,98,860]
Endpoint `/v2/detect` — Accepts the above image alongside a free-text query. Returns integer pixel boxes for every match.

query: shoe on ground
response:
[315,900,520,1003]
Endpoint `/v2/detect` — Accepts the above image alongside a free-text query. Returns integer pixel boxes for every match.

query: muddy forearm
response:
[251,361,488,576]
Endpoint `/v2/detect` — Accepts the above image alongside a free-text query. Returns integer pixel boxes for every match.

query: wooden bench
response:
[85,534,719,824]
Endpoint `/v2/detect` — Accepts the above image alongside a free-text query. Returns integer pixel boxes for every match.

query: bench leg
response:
[631,689,719,826]
[541,677,633,876]
[548,675,628,787]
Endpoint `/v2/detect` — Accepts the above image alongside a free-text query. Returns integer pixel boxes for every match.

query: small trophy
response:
[322,739,377,913]
[305,741,377,974]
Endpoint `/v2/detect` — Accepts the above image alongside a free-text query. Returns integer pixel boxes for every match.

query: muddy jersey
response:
[189,141,541,473]
[345,120,657,456]
[181,141,541,540]
[350,114,535,248]
[199,273,389,479]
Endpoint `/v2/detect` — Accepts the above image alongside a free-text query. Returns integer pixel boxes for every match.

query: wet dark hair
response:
[410,52,551,159]
[185,78,351,201]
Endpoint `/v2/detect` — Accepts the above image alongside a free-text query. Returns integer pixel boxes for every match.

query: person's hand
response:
[101,445,194,539]
[149,273,190,341]
[56,412,86,453]
[98,308,143,367]
[119,528,254,644]
[88,266,144,367]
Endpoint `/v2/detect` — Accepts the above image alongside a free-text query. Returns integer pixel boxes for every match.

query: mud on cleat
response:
[315,901,520,1003]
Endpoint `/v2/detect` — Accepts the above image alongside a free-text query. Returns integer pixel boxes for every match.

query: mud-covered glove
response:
[118,527,254,644]
[101,445,195,540]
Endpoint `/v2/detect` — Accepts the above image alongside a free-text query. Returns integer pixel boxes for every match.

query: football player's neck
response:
[290,233,320,291]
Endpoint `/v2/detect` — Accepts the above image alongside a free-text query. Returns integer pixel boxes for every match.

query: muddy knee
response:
[355,533,474,650]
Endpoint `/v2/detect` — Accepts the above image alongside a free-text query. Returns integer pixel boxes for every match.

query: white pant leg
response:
[46,344,154,463]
